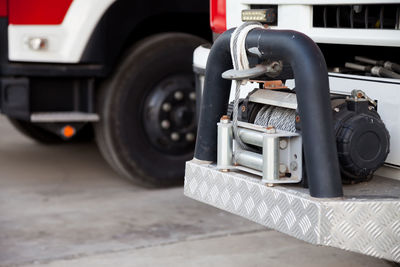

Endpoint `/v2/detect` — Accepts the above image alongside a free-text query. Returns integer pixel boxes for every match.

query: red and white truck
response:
[186,0,400,262]
[0,0,210,186]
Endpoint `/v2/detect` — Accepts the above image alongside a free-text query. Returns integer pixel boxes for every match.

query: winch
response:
[193,23,392,198]
[209,23,390,187]
[220,87,390,185]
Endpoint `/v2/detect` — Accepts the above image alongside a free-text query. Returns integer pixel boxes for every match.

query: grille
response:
[313,4,400,29]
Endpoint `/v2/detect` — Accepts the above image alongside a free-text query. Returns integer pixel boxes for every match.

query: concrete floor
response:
[0,115,392,267]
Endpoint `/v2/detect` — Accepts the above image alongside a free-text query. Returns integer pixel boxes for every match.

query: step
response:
[184,160,400,262]
[30,112,99,122]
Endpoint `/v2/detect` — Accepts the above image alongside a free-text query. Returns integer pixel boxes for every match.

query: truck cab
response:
[0,0,210,186]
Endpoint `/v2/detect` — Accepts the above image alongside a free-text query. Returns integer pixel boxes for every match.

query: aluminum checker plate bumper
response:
[184,160,400,262]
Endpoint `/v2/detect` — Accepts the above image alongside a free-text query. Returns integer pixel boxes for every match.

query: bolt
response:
[186,133,195,142]
[290,161,298,171]
[189,92,196,100]
[334,107,340,113]
[171,132,180,141]
[279,139,288,150]
[161,120,170,129]
[220,115,230,123]
[174,91,184,100]
[279,163,287,174]
[162,103,172,112]
[266,126,276,134]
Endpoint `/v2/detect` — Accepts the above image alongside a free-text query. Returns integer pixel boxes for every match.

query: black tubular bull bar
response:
[194,28,343,198]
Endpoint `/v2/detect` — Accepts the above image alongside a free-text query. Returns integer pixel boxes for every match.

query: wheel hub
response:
[172,106,194,128]
[142,74,197,155]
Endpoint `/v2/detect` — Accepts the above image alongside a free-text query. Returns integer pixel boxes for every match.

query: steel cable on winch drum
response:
[254,105,297,133]
[229,22,264,156]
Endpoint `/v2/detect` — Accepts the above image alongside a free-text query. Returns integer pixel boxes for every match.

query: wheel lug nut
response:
[171,132,180,141]
[162,103,172,112]
[161,120,170,129]
[186,133,195,142]
[174,91,184,100]
[189,92,196,100]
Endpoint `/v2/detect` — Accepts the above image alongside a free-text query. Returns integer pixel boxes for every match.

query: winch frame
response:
[217,119,302,184]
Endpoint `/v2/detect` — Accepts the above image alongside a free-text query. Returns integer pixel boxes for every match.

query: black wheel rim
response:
[142,74,197,156]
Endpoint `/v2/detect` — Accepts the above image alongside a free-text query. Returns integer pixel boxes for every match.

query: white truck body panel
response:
[8,0,116,63]
[227,1,400,47]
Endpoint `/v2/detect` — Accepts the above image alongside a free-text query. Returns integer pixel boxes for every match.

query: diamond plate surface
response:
[184,160,400,262]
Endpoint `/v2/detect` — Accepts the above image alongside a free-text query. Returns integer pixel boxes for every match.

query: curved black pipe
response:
[194,28,343,198]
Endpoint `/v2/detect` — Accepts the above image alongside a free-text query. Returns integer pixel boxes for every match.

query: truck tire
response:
[8,118,94,144]
[95,33,205,187]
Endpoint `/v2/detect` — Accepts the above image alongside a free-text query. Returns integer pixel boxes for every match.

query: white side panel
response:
[308,28,400,47]
[226,2,400,47]
[8,0,116,63]
[193,45,210,69]
[226,1,249,30]
[277,5,313,31]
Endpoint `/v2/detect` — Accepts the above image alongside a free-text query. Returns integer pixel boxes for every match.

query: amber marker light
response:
[62,125,76,139]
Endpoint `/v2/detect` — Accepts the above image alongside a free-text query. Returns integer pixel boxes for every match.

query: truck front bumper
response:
[184,160,400,262]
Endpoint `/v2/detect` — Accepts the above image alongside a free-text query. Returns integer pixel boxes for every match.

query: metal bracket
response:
[222,62,282,81]
[217,119,302,184]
